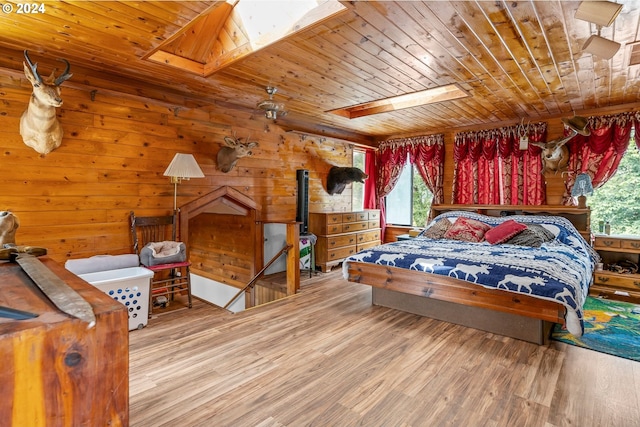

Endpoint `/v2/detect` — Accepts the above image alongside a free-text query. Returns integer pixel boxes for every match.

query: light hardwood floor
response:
[129,270,640,427]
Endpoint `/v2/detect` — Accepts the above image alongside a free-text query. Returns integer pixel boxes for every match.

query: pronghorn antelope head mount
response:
[530,116,590,174]
[20,50,73,155]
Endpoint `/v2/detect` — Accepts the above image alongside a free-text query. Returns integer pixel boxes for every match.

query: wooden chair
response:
[130,211,192,316]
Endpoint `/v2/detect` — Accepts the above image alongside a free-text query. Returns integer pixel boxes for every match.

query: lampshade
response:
[583,34,621,59]
[571,173,594,197]
[575,1,623,27]
[163,153,204,211]
[163,153,204,181]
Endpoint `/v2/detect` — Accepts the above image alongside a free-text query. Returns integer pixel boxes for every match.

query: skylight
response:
[234,0,334,49]
[145,0,346,76]
[328,84,470,119]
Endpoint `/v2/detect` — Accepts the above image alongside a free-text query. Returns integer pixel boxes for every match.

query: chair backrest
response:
[130,211,177,256]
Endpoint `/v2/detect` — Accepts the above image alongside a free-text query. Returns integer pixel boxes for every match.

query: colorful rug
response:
[552,297,640,362]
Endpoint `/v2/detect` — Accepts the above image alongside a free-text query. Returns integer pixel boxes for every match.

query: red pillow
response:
[485,219,528,244]
[443,217,491,242]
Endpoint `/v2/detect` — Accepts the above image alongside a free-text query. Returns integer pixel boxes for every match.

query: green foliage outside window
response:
[412,166,432,227]
[589,139,640,235]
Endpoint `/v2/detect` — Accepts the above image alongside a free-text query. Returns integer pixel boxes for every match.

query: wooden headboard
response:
[429,204,591,240]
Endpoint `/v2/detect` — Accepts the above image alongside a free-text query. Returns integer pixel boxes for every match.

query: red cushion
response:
[443,217,491,242]
[485,219,528,244]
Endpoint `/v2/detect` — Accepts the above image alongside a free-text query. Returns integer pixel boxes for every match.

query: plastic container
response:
[79,267,154,331]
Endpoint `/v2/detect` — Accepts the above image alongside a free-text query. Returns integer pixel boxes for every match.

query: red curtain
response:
[375,135,444,233]
[363,148,377,210]
[452,123,546,205]
[409,135,445,206]
[564,112,635,204]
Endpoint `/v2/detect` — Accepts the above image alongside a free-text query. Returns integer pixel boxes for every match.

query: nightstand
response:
[589,234,640,303]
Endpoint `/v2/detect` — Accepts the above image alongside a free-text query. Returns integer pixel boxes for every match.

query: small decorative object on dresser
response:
[590,234,640,303]
[309,210,380,272]
[571,172,594,209]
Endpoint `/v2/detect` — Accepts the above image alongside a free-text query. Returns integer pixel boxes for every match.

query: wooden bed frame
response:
[345,204,591,344]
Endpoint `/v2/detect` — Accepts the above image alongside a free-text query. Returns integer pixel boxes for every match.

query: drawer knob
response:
[597,276,609,283]
[631,242,640,249]
[603,240,614,246]
[634,281,640,288]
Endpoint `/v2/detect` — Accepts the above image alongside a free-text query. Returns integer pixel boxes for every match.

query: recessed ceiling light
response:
[328,84,469,119]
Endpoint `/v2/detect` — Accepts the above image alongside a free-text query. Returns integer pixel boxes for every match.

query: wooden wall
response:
[2,64,636,262]
[0,69,354,265]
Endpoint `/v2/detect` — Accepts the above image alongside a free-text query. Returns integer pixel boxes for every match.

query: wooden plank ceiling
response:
[0,0,639,145]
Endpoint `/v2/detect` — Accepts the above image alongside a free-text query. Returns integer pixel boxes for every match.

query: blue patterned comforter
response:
[343,211,599,337]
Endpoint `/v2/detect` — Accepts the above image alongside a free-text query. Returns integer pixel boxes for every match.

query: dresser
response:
[310,210,381,272]
[589,234,640,303]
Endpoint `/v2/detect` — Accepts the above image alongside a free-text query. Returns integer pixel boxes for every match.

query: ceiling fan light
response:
[575,1,623,27]
[257,86,288,120]
[583,34,621,59]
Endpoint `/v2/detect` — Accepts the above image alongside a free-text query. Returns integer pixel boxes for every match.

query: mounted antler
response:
[20,50,73,155]
[530,116,590,174]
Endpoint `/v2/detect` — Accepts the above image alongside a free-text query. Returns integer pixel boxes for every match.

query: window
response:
[385,155,433,227]
[352,150,365,211]
[590,131,640,235]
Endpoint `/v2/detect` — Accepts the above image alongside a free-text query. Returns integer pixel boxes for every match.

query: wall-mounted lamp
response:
[257,86,287,120]
[163,153,205,211]
[571,172,594,209]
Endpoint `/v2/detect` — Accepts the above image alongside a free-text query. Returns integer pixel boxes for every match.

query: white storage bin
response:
[79,267,154,331]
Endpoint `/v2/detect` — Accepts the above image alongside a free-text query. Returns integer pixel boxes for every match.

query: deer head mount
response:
[20,50,73,155]
[530,116,590,174]
[216,133,258,173]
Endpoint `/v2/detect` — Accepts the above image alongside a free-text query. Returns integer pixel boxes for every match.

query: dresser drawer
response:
[342,213,358,223]
[326,234,357,248]
[594,237,621,249]
[342,221,369,232]
[357,240,381,251]
[327,245,358,261]
[358,229,381,243]
[367,210,380,220]
[355,212,368,221]
[621,239,640,250]
[593,271,640,290]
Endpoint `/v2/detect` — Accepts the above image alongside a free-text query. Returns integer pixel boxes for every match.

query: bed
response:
[343,207,599,344]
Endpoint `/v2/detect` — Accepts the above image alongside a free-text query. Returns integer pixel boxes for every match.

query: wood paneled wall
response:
[2,64,635,263]
[0,69,354,265]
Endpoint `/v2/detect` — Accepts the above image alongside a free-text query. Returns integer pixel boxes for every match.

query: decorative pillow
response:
[504,224,556,247]
[484,219,527,245]
[420,218,452,239]
[443,217,491,242]
[139,241,186,266]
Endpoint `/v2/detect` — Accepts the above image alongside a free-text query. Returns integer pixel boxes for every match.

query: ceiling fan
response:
[256,86,287,120]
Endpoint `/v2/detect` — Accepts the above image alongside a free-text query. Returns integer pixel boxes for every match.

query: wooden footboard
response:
[346,261,565,325]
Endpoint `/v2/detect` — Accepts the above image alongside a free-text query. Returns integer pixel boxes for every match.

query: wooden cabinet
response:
[310,210,381,272]
[590,234,640,303]
[0,257,129,426]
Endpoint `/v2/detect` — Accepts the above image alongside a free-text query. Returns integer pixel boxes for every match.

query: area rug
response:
[552,297,640,362]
